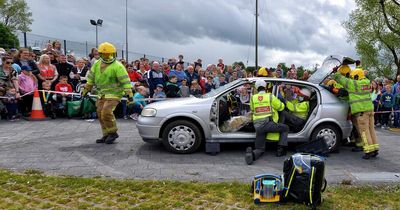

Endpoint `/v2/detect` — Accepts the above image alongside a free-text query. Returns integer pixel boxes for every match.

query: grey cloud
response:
[25,0,357,66]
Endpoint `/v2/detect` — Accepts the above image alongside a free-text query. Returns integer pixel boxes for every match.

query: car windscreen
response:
[203,80,243,98]
[308,55,342,84]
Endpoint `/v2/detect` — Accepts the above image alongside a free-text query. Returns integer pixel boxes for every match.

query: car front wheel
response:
[162,120,203,154]
[311,124,341,152]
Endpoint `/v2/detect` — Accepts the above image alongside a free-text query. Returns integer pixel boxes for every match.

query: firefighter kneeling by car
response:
[245,80,289,165]
[332,66,379,159]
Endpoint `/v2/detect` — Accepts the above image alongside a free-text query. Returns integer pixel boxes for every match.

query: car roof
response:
[242,77,322,89]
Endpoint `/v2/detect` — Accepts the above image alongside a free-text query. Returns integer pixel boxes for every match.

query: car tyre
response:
[311,124,341,152]
[162,120,203,154]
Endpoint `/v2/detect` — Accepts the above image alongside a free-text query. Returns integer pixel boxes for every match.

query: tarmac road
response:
[0,119,399,184]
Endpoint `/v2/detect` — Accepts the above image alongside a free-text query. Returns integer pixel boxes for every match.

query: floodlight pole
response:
[95,25,98,47]
[255,0,259,71]
[126,0,129,62]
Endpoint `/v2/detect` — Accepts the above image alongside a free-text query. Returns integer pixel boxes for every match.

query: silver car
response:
[137,55,353,154]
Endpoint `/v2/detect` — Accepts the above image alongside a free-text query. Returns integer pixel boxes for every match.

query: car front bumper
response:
[136,116,163,142]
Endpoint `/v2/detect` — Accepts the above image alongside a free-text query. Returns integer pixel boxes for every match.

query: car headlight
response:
[141,108,157,117]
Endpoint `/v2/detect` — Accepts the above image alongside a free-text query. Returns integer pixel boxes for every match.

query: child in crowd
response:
[379,84,394,129]
[394,85,400,128]
[40,81,56,119]
[166,75,180,98]
[219,75,227,87]
[205,76,215,93]
[2,87,18,120]
[130,86,147,121]
[180,79,190,97]
[54,75,73,106]
[153,84,166,99]
[190,80,202,98]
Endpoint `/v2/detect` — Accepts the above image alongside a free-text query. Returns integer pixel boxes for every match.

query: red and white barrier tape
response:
[0,91,34,99]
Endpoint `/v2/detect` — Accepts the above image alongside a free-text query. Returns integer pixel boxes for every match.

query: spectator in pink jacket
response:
[18,65,38,117]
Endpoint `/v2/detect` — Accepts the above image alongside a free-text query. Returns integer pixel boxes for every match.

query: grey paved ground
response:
[0,119,400,184]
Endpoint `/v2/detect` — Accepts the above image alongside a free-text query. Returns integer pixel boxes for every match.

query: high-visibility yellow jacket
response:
[333,73,373,114]
[87,60,132,100]
[250,91,285,122]
[286,100,309,119]
[250,91,285,141]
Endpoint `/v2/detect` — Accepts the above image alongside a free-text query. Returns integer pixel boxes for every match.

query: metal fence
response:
[16,32,165,63]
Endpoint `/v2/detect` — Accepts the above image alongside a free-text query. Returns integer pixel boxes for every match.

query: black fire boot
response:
[276,146,287,157]
[351,147,363,152]
[105,133,119,144]
[96,135,108,143]
[362,152,372,160]
[371,150,379,158]
[245,147,254,165]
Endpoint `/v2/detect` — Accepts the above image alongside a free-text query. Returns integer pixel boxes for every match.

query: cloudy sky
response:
[25,0,357,69]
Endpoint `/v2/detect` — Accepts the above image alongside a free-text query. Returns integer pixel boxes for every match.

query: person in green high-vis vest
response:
[333,66,379,159]
[245,80,289,165]
[83,42,134,144]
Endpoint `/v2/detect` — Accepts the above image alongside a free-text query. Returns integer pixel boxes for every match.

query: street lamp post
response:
[90,19,103,47]
[126,0,128,62]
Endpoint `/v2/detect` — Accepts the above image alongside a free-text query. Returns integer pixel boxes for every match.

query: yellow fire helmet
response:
[258,67,268,77]
[350,68,365,80]
[98,42,117,64]
[338,64,351,76]
[326,80,337,86]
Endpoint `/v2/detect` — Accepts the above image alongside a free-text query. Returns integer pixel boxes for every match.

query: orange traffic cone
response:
[28,89,48,121]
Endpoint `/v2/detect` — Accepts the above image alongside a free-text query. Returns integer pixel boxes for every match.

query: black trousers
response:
[253,118,289,151]
[19,94,33,116]
[279,110,306,132]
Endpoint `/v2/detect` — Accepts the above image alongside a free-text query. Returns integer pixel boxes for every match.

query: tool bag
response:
[295,137,330,157]
[281,153,327,209]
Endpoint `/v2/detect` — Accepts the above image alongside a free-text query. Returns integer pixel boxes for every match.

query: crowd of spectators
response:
[0,42,399,125]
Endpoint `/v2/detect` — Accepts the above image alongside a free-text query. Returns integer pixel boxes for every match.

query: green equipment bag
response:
[67,100,82,118]
[82,97,97,114]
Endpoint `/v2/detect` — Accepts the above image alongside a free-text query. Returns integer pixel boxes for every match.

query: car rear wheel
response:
[311,124,341,152]
[162,120,203,154]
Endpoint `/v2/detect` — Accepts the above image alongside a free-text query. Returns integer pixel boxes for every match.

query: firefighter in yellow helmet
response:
[333,66,379,159]
[245,80,289,165]
[257,67,268,77]
[82,42,134,144]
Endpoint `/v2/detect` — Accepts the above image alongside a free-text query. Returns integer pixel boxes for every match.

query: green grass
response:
[0,169,399,209]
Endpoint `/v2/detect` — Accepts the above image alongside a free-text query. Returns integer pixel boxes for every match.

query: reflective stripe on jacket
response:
[333,72,373,114]
[87,60,132,100]
[250,92,285,122]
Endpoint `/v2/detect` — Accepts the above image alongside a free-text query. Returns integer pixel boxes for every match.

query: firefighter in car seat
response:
[245,80,290,165]
[333,66,379,159]
[278,88,311,133]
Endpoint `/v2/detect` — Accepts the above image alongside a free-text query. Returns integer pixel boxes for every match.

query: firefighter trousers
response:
[253,118,289,157]
[354,111,379,153]
[96,98,120,136]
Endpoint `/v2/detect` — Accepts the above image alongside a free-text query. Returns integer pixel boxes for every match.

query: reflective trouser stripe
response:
[372,144,380,151]
[96,98,119,135]
[355,141,364,147]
